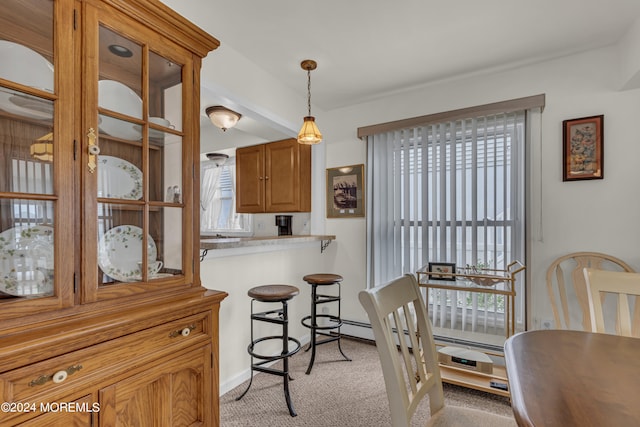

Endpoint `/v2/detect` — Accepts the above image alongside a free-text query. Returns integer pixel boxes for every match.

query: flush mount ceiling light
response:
[206,106,242,132]
[297,59,322,145]
[108,44,133,58]
[30,132,53,162]
[206,152,229,167]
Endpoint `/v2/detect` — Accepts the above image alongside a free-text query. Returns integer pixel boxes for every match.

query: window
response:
[363,102,537,346]
[11,158,54,227]
[200,157,252,235]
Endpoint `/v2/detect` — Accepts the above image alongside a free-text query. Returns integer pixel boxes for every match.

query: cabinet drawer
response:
[0,311,211,421]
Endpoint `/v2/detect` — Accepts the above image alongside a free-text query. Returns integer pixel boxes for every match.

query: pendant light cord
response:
[307,69,312,116]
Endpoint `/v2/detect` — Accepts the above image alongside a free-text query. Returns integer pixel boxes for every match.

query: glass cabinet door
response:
[0,0,74,316]
[83,5,193,302]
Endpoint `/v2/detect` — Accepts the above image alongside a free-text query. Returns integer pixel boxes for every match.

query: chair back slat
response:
[584,268,640,337]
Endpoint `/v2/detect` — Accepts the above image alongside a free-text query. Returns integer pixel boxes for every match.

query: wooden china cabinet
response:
[0,1,227,426]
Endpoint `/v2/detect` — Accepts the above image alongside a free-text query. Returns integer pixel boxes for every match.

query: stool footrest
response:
[301,314,343,330]
[315,294,341,304]
[248,336,301,361]
[312,334,340,346]
[252,363,287,377]
[251,309,286,325]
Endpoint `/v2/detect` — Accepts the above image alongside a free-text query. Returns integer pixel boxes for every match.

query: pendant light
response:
[297,59,322,145]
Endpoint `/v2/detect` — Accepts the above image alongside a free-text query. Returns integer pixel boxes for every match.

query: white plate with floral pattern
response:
[97,155,142,200]
[0,225,54,297]
[98,225,157,282]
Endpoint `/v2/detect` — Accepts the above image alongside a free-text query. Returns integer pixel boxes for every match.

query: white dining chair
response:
[359,274,516,427]
[546,252,634,330]
[583,268,640,337]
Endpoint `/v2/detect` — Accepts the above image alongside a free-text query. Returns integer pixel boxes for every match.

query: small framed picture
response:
[428,262,456,281]
[562,115,604,181]
[326,164,365,218]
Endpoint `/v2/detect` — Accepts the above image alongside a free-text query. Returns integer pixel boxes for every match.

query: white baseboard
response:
[340,320,375,341]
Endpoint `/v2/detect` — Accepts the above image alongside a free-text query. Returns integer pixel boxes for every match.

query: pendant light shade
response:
[206,106,241,131]
[298,116,322,145]
[297,59,322,145]
[30,132,54,162]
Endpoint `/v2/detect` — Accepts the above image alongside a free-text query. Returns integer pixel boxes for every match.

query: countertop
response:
[199,234,336,250]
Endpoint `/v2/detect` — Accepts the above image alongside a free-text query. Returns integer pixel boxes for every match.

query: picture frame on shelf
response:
[326,164,365,218]
[562,115,604,181]
[428,262,456,281]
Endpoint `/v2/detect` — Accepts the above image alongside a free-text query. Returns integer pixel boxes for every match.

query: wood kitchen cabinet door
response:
[235,144,265,213]
[98,345,212,427]
[236,138,311,213]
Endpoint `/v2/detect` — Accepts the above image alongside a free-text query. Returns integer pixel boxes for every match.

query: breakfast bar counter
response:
[199,235,336,260]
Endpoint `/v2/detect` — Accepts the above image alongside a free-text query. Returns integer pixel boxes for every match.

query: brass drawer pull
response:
[169,324,196,338]
[29,364,83,387]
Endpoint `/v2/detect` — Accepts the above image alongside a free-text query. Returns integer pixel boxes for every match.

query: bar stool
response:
[236,284,302,417]
[300,273,351,374]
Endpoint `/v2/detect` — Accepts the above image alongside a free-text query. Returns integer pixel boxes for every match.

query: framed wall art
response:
[326,164,365,218]
[562,115,603,181]
[428,262,456,281]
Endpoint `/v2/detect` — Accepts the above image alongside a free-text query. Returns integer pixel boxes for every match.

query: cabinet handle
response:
[265,176,269,180]
[169,324,196,338]
[259,176,263,180]
[87,128,100,173]
[29,364,83,387]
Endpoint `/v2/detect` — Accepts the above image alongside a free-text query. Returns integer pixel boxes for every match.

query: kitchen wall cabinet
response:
[0,0,226,425]
[236,138,311,213]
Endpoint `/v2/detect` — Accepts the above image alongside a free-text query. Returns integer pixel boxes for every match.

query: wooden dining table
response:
[504,329,640,427]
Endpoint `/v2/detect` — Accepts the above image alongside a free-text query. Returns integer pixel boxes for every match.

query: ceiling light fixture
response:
[108,44,133,58]
[30,132,53,162]
[297,59,322,145]
[206,106,241,132]
[206,152,229,167]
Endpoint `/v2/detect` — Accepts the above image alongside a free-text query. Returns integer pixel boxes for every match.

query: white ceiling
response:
[162,0,640,138]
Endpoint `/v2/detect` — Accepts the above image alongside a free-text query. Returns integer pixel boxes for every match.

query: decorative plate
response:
[133,117,172,140]
[98,225,157,282]
[0,225,54,297]
[97,155,143,200]
[0,87,54,120]
[0,40,54,92]
[98,80,142,140]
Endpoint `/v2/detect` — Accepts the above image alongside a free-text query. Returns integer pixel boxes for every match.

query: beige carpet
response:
[221,337,513,426]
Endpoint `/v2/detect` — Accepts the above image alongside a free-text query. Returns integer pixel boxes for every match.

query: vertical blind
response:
[365,111,526,342]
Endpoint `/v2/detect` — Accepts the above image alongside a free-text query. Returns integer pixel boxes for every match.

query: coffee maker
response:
[275,215,293,236]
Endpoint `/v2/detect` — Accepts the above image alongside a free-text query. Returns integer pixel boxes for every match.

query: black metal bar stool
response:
[300,273,351,374]
[236,284,302,417]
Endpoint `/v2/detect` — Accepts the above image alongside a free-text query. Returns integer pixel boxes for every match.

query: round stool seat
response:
[303,273,343,285]
[248,284,299,302]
